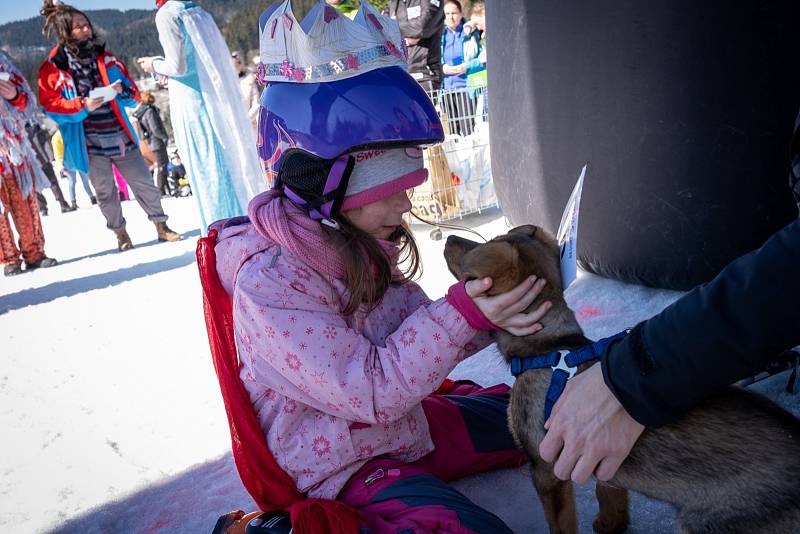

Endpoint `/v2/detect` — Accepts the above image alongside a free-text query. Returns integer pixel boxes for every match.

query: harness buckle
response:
[552,350,577,378]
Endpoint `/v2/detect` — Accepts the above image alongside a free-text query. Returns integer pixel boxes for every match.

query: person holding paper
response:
[0,51,58,276]
[37,0,182,251]
[137,0,267,235]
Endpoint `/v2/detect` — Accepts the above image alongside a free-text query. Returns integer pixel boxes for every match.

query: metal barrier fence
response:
[410,85,497,223]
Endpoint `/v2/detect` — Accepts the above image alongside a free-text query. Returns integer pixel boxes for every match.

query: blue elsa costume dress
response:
[153,1,266,234]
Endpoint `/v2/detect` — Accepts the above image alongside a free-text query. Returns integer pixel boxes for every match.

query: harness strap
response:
[544,369,570,421]
[509,330,629,420]
[509,351,561,376]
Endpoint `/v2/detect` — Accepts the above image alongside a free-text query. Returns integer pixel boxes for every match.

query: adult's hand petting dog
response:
[465,275,551,336]
[539,363,645,484]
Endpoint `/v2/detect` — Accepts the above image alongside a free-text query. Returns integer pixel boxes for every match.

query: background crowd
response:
[386,0,488,135]
[0,0,490,276]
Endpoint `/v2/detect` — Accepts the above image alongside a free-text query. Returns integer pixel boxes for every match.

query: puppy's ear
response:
[461,241,520,294]
[508,224,538,238]
[444,235,481,279]
[531,225,560,254]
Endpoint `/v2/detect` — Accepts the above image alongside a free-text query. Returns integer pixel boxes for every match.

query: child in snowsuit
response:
[213,3,551,532]
[167,153,191,197]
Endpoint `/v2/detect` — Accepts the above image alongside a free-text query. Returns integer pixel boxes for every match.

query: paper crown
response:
[257,0,407,84]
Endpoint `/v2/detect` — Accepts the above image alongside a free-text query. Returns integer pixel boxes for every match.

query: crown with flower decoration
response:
[257,0,407,84]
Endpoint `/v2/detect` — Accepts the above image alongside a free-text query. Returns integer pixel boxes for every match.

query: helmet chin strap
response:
[283,154,354,229]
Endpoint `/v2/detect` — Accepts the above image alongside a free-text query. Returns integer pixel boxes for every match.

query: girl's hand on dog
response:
[465,275,551,336]
[539,362,645,484]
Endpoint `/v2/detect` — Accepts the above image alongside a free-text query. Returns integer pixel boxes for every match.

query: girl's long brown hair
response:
[40,0,96,53]
[324,217,421,316]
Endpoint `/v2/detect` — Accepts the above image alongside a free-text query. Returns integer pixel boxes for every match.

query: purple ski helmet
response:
[256,66,443,224]
[255,1,443,225]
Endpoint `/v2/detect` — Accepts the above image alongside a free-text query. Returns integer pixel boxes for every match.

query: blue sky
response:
[0,1,156,25]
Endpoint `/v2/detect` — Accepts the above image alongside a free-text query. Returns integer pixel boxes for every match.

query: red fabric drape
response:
[196,230,358,534]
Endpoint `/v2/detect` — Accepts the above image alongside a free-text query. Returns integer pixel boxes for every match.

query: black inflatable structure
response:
[488,1,799,289]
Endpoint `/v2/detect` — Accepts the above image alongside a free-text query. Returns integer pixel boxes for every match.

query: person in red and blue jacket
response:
[37,0,182,251]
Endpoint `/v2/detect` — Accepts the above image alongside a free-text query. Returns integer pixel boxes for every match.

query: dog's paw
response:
[592,511,629,534]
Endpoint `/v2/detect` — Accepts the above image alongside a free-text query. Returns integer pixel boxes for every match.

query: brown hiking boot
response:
[155,221,183,242]
[114,228,134,251]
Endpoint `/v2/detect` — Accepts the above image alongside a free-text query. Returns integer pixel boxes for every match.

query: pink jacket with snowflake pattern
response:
[215,221,489,499]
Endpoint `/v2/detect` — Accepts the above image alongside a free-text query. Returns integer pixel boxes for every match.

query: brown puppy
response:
[444,225,800,534]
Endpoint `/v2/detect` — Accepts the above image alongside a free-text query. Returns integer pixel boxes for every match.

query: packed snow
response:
[1,193,797,533]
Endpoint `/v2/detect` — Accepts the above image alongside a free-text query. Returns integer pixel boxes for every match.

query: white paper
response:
[88,81,121,103]
[407,5,421,19]
[556,164,587,290]
[0,72,11,81]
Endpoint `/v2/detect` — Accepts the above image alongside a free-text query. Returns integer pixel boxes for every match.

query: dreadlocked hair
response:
[40,0,97,53]
[324,217,421,317]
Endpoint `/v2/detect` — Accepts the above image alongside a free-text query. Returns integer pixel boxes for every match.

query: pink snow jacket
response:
[215,220,490,499]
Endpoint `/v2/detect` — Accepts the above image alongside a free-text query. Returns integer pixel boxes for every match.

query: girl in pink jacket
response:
[214,3,550,532]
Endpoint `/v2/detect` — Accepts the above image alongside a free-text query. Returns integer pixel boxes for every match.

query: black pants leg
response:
[42,163,69,209]
[152,146,170,196]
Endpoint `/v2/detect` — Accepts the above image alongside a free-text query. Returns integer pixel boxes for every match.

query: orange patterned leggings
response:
[0,174,45,266]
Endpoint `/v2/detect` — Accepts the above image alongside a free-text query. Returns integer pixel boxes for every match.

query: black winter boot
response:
[26,257,58,270]
[4,263,23,276]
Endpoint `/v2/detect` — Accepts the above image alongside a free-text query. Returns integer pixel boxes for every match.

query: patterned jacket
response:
[38,44,141,173]
[215,220,488,499]
[0,72,30,179]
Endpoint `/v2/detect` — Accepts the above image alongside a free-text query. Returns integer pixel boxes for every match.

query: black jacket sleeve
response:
[791,112,800,208]
[601,218,800,427]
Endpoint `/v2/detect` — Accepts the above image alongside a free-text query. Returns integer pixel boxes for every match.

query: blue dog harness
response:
[509,331,629,420]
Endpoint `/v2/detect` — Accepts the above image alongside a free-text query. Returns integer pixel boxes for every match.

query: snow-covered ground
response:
[1,193,797,533]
